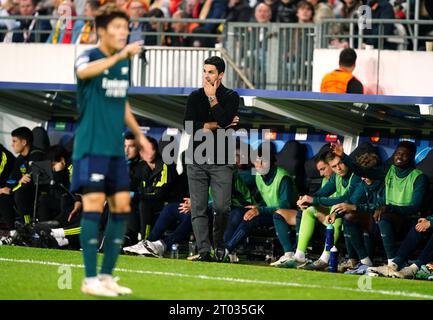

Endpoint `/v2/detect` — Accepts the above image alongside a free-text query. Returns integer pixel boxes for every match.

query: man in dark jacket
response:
[132,136,173,240]
[0,127,45,229]
[224,0,253,22]
[0,144,16,188]
[363,0,395,49]
[12,0,52,43]
[0,143,16,229]
[183,56,239,262]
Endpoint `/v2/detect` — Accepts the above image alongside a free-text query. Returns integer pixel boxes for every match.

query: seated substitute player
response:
[123,131,142,246]
[369,214,433,279]
[0,127,45,228]
[72,3,151,297]
[0,143,16,230]
[329,153,383,274]
[281,151,361,269]
[37,145,82,248]
[249,142,299,267]
[331,140,428,273]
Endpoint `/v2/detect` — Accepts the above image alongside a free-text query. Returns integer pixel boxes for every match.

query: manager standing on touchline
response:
[184,56,240,262]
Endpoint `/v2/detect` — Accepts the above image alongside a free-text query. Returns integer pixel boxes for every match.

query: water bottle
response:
[188,240,196,257]
[171,243,179,259]
[329,246,339,272]
[325,224,334,252]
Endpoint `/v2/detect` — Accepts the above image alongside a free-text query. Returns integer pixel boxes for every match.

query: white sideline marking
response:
[1,257,432,299]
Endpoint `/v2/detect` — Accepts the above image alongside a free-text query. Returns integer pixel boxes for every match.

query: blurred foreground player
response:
[72,3,151,297]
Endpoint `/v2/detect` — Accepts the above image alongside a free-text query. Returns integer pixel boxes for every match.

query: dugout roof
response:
[0,82,432,136]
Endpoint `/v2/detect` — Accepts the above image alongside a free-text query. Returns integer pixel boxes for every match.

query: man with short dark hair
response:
[0,127,45,229]
[320,48,364,94]
[123,131,141,245]
[184,56,239,262]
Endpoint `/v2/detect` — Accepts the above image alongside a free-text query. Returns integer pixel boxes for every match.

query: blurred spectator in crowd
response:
[363,0,395,49]
[328,0,343,17]
[165,10,193,46]
[195,0,227,33]
[46,0,77,44]
[73,0,86,16]
[0,0,20,42]
[116,0,128,11]
[339,0,362,19]
[253,2,272,22]
[224,0,253,22]
[183,0,196,17]
[169,0,182,16]
[426,0,433,17]
[127,0,148,43]
[307,0,339,41]
[149,0,169,17]
[183,0,225,33]
[393,0,405,19]
[71,0,98,44]
[328,0,361,48]
[182,0,204,33]
[276,0,298,23]
[190,25,214,47]
[307,0,333,23]
[12,0,52,42]
[34,0,55,15]
[296,0,314,23]
[143,7,165,45]
[265,0,280,21]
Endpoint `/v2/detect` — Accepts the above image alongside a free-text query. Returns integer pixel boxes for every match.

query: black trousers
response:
[15,183,37,221]
[0,194,15,229]
[37,192,75,225]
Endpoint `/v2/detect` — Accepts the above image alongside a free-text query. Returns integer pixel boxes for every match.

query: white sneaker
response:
[270,252,294,267]
[55,237,69,247]
[50,228,65,238]
[81,278,118,297]
[143,240,165,258]
[367,262,398,277]
[99,275,132,295]
[123,240,151,255]
[393,263,419,279]
[228,252,239,263]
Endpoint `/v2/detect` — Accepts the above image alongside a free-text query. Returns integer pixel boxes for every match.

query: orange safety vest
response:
[320,69,361,93]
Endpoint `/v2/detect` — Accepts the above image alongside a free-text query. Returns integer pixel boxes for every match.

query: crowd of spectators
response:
[1,0,432,48]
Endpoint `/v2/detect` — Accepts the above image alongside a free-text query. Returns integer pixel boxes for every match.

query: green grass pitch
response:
[1,246,433,300]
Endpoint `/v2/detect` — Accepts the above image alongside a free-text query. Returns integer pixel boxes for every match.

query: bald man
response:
[254,3,272,23]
